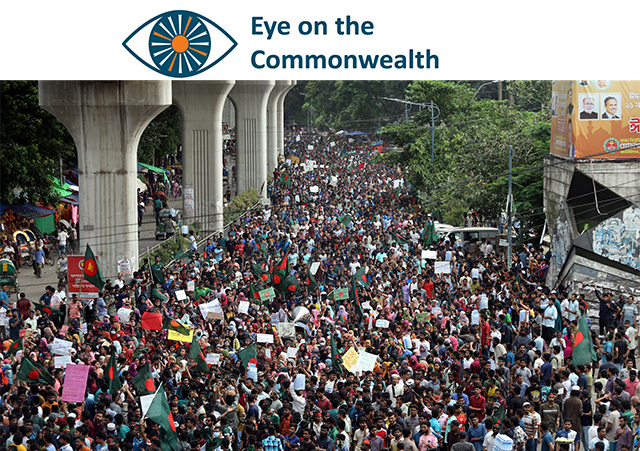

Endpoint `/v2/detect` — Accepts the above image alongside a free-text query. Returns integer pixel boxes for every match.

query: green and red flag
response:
[250,283,263,302]
[83,244,105,291]
[6,337,23,356]
[350,277,364,318]
[258,287,276,301]
[145,385,179,451]
[352,266,369,289]
[392,231,411,246]
[105,350,122,393]
[151,286,168,302]
[279,173,291,184]
[131,347,149,361]
[16,357,55,385]
[305,266,318,293]
[271,253,290,287]
[331,287,350,301]
[131,363,155,395]
[149,262,165,284]
[32,301,64,318]
[237,343,257,369]
[330,336,344,376]
[339,214,352,226]
[572,315,598,366]
[281,274,302,295]
[422,220,437,246]
[254,239,268,258]
[162,316,190,336]
[189,338,210,374]
[251,261,271,284]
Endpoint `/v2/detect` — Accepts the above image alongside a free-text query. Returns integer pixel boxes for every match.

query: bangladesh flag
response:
[423,220,437,246]
[279,173,291,184]
[16,357,55,385]
[250,283,263,302]
[281,274,302,295]
[339,214,352,226]
[271,251,290,285]
[32,301,64,318]
[254,239,268,258]
[105,350,122,393]
[572,315,598,365]
[145,386,179,451]
[237,343,257,369]
[392,232,411,246]
[132,363,155,395]
[352,266,369,289]
[131,347,149,361]
[162,316,190,336]
[83,244,105,291]
[6,337,23,356]
[189,338,210,374]
[331,287,350,301]
[150,263,165,284]
[305,266,318,293]
[330,336,344,376]
[151,287,168,302]
[258,287,276,301]
[251,261,271,284]
[350,277,364,318]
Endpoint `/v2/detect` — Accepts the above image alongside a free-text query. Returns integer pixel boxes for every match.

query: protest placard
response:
[286,347,298,359]
[238,301,250,314]
[293,374,306,390]
[416,312,430,323]
[422,250,437,260]
[206,354,220,365]
[375,319,389,328]
[277,323,296,338]
[356,351,378,373]
[61,364,90,402]
[175,290,187,301]
[54,356,72,368]
[168,327,194,343]
[434,261,451,274]
[341,348,359,371]
[51,338,74,356]
[256,333,274,343]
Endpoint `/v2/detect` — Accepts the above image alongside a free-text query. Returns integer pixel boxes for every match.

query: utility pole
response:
[507,145,514,265]
[430,101,436,165]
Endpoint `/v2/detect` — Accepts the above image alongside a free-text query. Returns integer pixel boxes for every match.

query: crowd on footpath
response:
[2,127,640,451]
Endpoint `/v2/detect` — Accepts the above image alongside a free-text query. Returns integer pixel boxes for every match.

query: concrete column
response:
[229,80,275,199]
[266,81,295,175]
[39,81,172,278]
[277,81,296,161]
[173,81,235,234]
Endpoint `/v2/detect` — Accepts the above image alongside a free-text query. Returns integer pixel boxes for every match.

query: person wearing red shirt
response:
[423,276,434,300]
[481,314,491,348]
[469,385,487,421]
[316,390,332,411]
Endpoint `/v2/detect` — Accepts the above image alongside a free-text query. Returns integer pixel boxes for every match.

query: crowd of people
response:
[1,129,638,451]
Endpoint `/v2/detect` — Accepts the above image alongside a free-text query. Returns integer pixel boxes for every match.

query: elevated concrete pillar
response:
[277,81,296,161]
[229,80,275,198]
[173,81,235,233]
[39,81,172,278]
[266,81,295,175]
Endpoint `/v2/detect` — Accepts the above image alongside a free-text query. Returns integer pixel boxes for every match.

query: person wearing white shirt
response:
[542,303,558,343]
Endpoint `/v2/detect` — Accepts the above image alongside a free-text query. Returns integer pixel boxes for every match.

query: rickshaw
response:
[0,258,19,299]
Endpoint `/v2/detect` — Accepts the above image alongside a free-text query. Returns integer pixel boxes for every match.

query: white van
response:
[443,227,501,247]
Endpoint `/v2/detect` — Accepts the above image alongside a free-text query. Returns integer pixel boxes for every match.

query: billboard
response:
[550,80,640,160]
[68,255,100,299]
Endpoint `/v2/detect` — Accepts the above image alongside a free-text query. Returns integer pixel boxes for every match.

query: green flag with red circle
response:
[188,338,210,374]
[83,244,106,291]
[105,350,122,393]
[7,337,23,356]
[16,356,55,385]
[572,314,597,366]
[131,362,156,395]
[145,385,179,451]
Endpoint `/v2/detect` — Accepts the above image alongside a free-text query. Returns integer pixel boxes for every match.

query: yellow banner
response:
[551,80,640,160]
[341,347,359,371]
[168,327,194,343]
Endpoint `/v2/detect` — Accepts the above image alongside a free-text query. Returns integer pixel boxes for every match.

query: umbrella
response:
[136,178,147,192]
[59,219,71,228]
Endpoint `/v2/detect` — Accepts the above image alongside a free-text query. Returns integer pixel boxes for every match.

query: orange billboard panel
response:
[550,80,640,160]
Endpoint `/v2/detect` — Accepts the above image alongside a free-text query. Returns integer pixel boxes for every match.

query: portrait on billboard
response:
[578,93,599,120]
[602,94,621,120]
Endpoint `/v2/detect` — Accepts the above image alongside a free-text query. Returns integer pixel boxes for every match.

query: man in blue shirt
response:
[468,414,487,451]
[33,245,45,278]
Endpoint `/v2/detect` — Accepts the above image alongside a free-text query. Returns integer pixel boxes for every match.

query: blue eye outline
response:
[123,10,237,78]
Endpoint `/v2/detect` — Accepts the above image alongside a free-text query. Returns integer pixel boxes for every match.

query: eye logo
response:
[123,10,237,77]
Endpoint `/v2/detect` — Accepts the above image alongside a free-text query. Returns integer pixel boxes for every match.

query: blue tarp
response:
[0,203,55,219]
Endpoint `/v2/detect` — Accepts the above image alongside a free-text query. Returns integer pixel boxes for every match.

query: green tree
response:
[1,81,76,205]
[137,105,181,165]
[377,80,550,235]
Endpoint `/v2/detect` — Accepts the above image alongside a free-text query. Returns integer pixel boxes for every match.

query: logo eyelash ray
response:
[123,10,237,78]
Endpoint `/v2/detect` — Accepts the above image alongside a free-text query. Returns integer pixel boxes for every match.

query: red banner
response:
[68,255,100,299]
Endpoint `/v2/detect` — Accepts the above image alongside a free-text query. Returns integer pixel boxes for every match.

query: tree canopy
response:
[1,81,76,205]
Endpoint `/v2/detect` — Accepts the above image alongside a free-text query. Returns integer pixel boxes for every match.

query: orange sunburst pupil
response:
[172,35,189,53]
